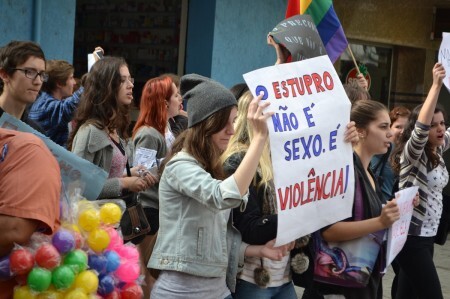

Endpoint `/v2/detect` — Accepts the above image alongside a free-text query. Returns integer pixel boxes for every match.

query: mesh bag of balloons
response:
[2,194,144,299]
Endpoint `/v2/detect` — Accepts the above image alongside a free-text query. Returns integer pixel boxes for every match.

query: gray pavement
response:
[295,235,450,298]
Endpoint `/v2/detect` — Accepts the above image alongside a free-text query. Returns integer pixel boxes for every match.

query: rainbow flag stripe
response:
[286,0,348,63]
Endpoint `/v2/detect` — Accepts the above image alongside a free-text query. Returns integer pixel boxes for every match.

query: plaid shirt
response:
[29,87,83,147]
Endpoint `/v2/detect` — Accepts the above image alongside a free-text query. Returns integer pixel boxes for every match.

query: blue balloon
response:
[88,253,107,274]
[104,250,120,273]
[98,274,115,296]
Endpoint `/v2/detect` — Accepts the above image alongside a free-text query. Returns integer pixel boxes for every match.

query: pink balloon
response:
[105,227,123,251]
[115,262,140,283]
[115,245,139,264]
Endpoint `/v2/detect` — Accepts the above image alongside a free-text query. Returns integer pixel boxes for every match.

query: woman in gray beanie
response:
[148,74,293,299]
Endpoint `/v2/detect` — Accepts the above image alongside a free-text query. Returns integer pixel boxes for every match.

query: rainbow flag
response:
[286,0,348,63]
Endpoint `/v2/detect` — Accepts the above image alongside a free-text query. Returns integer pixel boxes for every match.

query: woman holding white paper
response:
[390,63,447,299]
[315,100,400,299]
[68,57,153,198]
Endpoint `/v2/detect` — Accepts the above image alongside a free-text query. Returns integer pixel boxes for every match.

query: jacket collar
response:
[84,124,113,153]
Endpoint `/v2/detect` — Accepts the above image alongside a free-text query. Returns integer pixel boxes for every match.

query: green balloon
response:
[27,267,52,292]
[63,250,88,274]
[52,265,75,290]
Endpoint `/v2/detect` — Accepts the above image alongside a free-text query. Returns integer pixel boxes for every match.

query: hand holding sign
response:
[383,186,419,273]
[438,32,450,91]
[247,95,273,139]
[267,35,291,65]
[269,14,326,62]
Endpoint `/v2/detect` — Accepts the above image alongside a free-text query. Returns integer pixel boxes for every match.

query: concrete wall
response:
[0,0,76,62]
[210,0,285,88]
[185,0,286,88]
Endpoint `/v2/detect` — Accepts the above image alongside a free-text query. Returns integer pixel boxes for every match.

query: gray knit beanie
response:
[181,74,237,128]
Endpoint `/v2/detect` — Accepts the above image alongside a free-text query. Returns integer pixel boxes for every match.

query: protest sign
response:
[383,186,418,273]
[0,113,108,200]
[439,32,450,92]
[269,14,326,62]
[243,55,354,246]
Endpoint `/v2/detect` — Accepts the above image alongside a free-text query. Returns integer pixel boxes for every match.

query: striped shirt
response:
[399,121,450,236]
[238,255,291,287]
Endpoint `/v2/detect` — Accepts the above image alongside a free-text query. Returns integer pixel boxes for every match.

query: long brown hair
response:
[391,104,447,174]
[160,106,235,180]
[67,57,130,150]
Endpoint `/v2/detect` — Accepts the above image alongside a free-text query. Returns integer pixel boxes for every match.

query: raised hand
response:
[432,63,446,87]
[267,35,291,65]
[247,94,273,140]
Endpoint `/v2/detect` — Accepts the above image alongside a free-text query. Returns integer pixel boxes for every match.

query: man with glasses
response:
[0,40,47,133]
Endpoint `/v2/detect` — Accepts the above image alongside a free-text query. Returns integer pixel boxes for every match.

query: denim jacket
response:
[148,151,248,291]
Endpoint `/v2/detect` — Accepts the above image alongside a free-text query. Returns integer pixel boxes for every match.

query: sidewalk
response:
[295,235,450,298]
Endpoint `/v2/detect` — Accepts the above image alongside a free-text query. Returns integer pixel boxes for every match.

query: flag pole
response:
[347,45,361,75]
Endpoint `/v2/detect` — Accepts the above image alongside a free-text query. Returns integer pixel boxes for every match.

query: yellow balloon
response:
[14,286,37,299]
[99,203,122,225]
[74,270,99,294]
[64,289,88,299]
[37,289,64,299]
[87,228,110,252]
[78,209,100,232]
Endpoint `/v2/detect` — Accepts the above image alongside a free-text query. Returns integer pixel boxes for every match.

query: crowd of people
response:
[0,36,447,299]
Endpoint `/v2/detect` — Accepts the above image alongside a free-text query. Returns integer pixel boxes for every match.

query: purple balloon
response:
[0,255,11,279]
[52,229,75,254]
[104,250,120,273]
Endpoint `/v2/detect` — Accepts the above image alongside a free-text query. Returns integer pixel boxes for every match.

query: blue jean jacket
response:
[148,151,248,292]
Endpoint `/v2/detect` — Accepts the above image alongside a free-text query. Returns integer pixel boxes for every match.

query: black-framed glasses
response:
[120,76,134,85]
[12,68,49,82]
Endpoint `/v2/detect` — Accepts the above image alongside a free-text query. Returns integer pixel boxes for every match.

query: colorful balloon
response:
[51,265,75,290]
[105,227,123,251]
[115,262,139,283]
[74,270,99,294]
[35,243,61,270]
[64,289,88,299]
[87,229,110,252]
[36,288,64,299]
[13,285,37,299]
[104,251,120,273]
[73,231,84,249]
[10,248,34,275]
[78,209,100,232]
[88,253,107,274]
[27,267,52,292]
[103,289,121,299]
[100,203,122,225]
[0,255,11,279]
[63,250,88,274]
[115,245,139,263]
[97,274,115,296]
[120,282,144,299]
[52,229,75,254]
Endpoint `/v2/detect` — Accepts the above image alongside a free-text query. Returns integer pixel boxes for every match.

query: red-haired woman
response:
[132,75,182,296]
